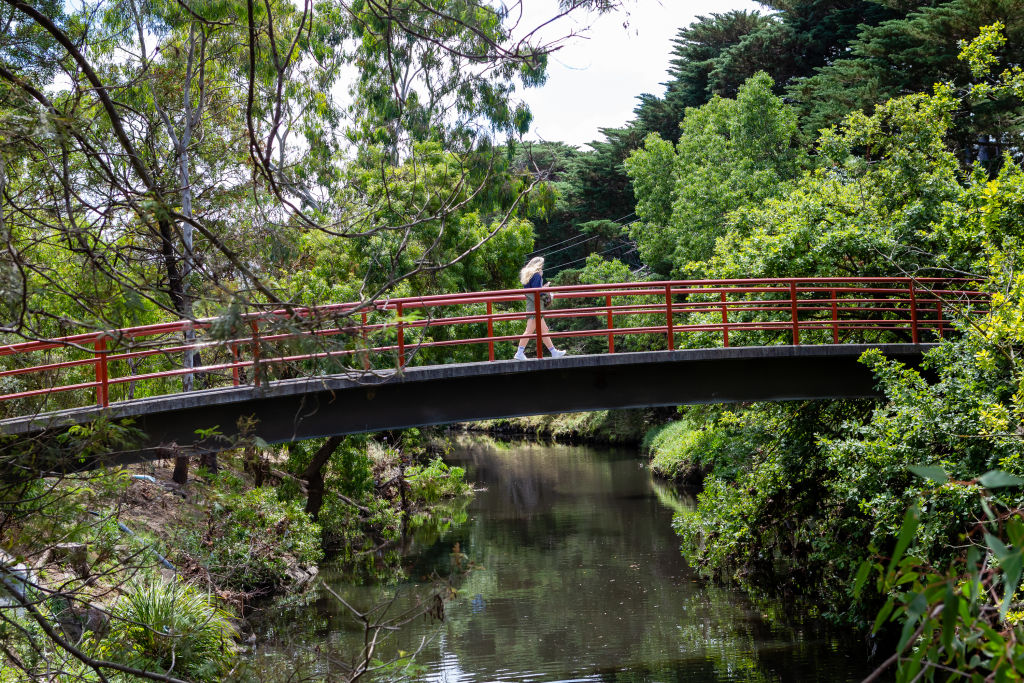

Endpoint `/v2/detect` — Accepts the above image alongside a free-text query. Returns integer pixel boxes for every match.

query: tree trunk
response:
[158,216,193,485]
[303,436,343,521]
[171,454,189,486]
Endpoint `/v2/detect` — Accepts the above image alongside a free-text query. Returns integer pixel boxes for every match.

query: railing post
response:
[361,312,370,370]
[720,291,729,348]
[250,320,262,387]
[790,281,800,345]
[606,293,615,354]
[396,303,406,368]
[665,284,675,351]
[230,342,240,386]
[486,301,495,362]
[831,289,839,344]
[94,335,109,407]
[909,280,920,344]
[534,291,544,359]
[937,300,944,339]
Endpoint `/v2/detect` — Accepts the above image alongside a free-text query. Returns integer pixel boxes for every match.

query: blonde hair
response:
[519,256,544,285]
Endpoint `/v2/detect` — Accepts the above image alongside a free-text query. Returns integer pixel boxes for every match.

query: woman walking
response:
[513,257,567,360]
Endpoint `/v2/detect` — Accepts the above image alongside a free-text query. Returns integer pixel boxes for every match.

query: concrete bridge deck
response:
[1,344,932,470]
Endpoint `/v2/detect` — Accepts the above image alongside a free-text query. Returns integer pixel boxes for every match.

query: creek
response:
[244,436,878,682]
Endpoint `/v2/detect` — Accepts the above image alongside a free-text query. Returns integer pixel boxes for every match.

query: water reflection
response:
[244,436,874,682]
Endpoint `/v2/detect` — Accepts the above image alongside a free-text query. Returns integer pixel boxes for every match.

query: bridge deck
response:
[2,344,933,470]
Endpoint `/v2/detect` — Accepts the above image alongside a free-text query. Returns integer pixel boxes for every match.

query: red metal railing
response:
[0,278,988,413]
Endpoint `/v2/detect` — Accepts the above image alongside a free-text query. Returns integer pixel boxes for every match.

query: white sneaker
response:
[549,348,567,358]
[513,348,527,360]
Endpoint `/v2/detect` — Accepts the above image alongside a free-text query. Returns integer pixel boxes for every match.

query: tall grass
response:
[104,579,238,681]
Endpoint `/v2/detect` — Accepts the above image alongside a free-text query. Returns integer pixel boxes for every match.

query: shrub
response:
[102,579,238,681]
[176,485,322,593]
[406,458,471,504]
[645,408,752,484]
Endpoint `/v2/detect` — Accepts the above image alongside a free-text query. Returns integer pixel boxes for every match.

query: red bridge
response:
[0,278,986,470]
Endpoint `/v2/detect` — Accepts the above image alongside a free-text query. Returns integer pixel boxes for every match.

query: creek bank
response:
[463,407,674,445]
[1,433,474,683]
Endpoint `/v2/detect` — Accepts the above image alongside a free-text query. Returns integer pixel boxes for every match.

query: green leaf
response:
[897,594,928,652]
[998,550,1023,621]
[873,597,895,634]
[981,496,997,521]
[984,531,1010,560]
[853,559,872,597]
[908,464,948,483]
[1006,518,1024,548]
[887,505,920,577]
[941,582,957,652]
[978,470,1024,489]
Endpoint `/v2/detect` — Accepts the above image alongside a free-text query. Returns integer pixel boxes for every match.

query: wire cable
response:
[526,231,597,257]
[534,234,599,258]
[525,212,639,257]
[547,243,638,271]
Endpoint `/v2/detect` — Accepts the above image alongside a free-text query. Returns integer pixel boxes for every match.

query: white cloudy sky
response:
[514,0,764,147]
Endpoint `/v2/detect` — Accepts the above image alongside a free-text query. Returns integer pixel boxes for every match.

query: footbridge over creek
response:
[0,278,986,472]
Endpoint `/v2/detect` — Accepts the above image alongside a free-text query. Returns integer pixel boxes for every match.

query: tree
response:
[790,0,1024,153]
[0,1,626,679]
[625,72,805,277]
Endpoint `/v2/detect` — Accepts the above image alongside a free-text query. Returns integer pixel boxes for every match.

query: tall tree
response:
[790,0,1024,153]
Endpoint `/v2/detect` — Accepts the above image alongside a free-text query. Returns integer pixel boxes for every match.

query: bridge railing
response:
[0,277,988,415]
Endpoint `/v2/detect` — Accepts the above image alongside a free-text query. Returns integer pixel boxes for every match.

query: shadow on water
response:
[240,435,879,682]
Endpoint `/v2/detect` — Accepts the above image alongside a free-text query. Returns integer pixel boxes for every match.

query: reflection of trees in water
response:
[649,477,697,516]
[243,436,873,682]
[452,435,627,518]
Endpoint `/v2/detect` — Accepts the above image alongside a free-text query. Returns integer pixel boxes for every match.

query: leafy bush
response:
[102,579,238,681]
[646,408,752,484]
[406,458,471,504]
[176,485,322,593]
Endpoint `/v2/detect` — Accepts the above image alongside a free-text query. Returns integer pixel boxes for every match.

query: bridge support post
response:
[790,281,800,345]
[250,321,262,388]
[397,303,405,368]
[909,280,920,344]
[534,291,543,359]
[606,294,614,353]
[94,335,109,407]
[361,312,370,370]
[486,301,494,361]
[720,291,729,347]
[831,289,839,344]
[230,342,240,386]
[665,284,675,351]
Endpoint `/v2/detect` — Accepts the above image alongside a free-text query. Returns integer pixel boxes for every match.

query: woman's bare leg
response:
[540,320,556,349]
[518,318,560,355]
[518,318,537,348]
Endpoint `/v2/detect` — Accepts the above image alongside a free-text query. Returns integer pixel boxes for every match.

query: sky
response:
[515,0,763,148]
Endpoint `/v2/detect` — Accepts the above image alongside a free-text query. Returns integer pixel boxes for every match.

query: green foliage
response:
[646,407,752,484]
[789,2,1024,153]
[476,408,653,444]
[175,484,322,593]
[405,457,471,504]
[102,579,239,681]
[625,72,806,276]
[855,475,1024,681]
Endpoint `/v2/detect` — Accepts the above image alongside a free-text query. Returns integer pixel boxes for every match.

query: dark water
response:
[245,437,875,682]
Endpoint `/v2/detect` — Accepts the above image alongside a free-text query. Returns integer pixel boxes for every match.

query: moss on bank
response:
[642,406,752,486]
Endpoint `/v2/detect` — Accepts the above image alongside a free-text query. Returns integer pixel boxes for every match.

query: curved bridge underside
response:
[3,344,932,471]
